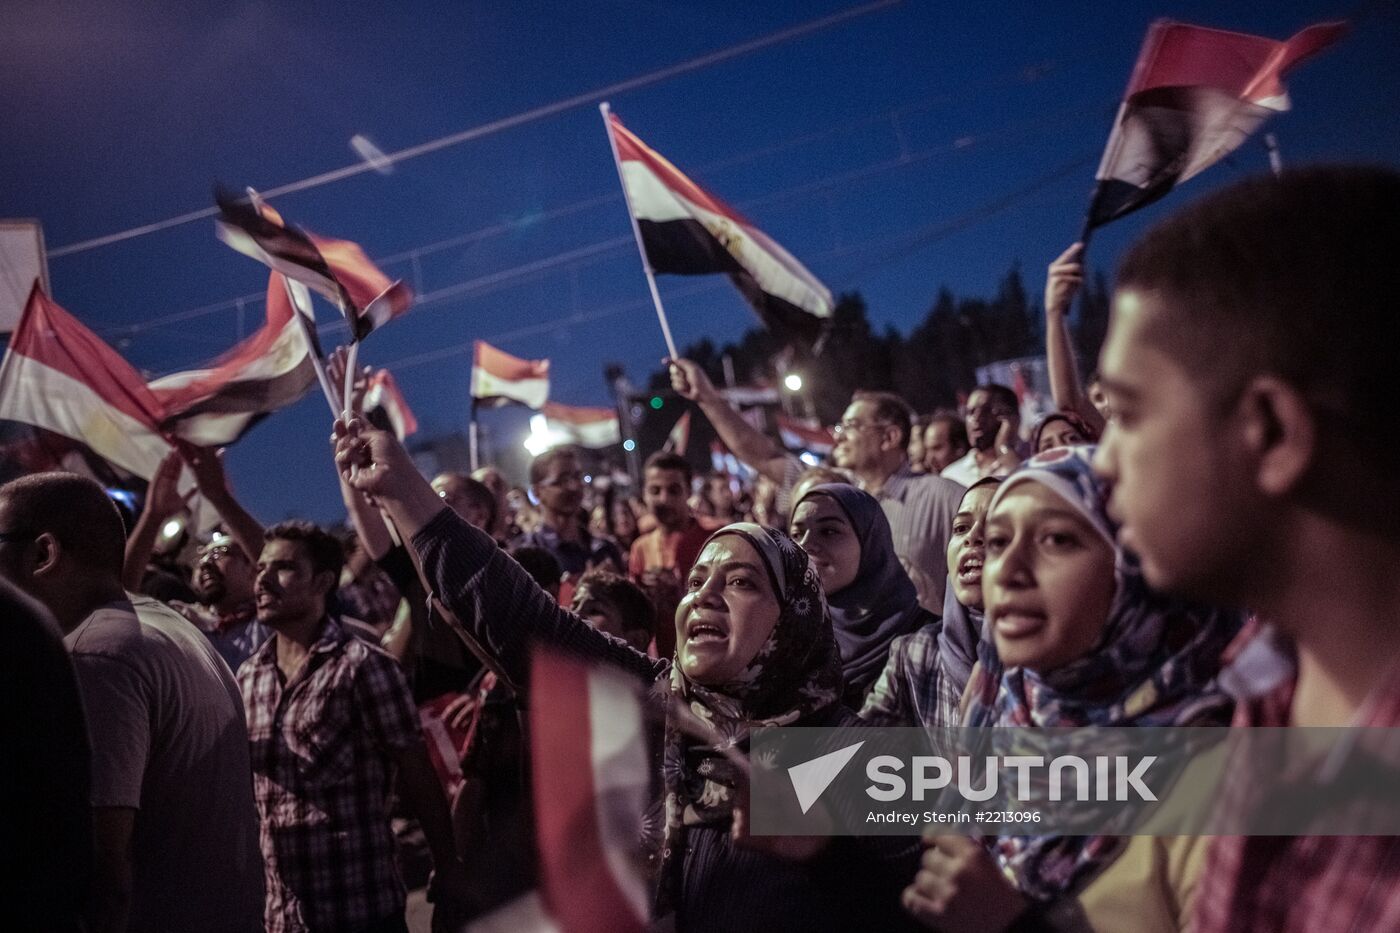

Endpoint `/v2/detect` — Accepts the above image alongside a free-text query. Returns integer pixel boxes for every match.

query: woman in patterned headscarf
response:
[904,446,1243,933]
[333,414,922,933]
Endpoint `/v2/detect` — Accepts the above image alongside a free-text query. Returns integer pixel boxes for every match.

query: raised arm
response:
[122,451,187,592]
[328,348,395,561]
[1044,243,1105,433]
[669,358,794,483]
[333,417,663,688]
[180,445,265,570]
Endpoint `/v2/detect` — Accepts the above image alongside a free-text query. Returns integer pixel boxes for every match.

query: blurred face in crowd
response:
[255,538,334,628]
[789,495,861,596]
[1037,416,1088,454]
[432,474,492,530]
[533,454,585,519]
[833,399,898,472]
[194,540,254,606]
[706,475,736,516]
[1093,290,1261,601]
[966,389,1018,453]
[983,483,1115,672]
[644,466,691,531]
[946,483,998,610]
[573,583,650,653]
[676,535,781,685]
[924,419,966,473]
[907,428,926,473]
[612,497,639,539]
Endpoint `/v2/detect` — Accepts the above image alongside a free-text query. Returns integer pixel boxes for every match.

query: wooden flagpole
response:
[599,102,679,361]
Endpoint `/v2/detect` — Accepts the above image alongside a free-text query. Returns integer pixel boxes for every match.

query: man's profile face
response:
[195,542,253,605]
[833,399,892,471]
[533,454,585,517]
[965,390,1017,452]
[644,467,690,529]
[924,420,964,473]
[432,475,492,530]
[0,498,39,603]
[254,538,330,627]
[1092,289,1259,603]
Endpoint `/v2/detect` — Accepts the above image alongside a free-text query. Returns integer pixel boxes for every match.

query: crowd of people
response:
[8,165,1399,933]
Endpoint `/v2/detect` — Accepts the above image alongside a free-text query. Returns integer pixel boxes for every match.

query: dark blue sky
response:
[4,0,1397,523]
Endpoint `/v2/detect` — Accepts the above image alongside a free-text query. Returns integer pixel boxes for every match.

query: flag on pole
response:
[149,273,318,445]
[1086,19,1346,229]
[214,189,412,340]
[662,410,691,456]
[0,283,171,483]
[542,402,621,449]
[776,414,834,458]
[605,112,834,343]
[530,648,650,933]
[471,340,550,410]
[363,368,418,440]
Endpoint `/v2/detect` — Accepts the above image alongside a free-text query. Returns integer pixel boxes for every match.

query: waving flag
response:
[776,414,834,457]
[363,368,417,440]
[542,402,621,449]
[606,112,833,344]
[1087,19,1346,228]
[530,648,650,933]
[471,340,550,410]
[662,410,691,456]
[149,273,317,445]
[214,189,412,340]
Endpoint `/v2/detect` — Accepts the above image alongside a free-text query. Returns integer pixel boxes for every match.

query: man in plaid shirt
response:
[1092,166,1400,931]
[239,521,470,933]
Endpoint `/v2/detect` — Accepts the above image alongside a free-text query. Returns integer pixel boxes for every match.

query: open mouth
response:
[994,609,1047,639]
[686,620,728,645]
[957,555,983,585]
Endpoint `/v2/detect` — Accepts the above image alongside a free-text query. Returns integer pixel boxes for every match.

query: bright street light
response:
[783,373,803,392]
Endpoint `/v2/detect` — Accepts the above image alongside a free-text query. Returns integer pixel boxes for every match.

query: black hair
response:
[573,569,654,640]
[851,389,914,446]
[0,472,126,576]
[644,451,693,487]
[509,545,563,593]
[528,446,581,487]
[264,521,345,581]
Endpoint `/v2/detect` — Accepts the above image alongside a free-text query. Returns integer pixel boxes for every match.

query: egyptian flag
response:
[149,273,317,445]
[662,410,691,455]
[542,402,621,449]
[776,414,834,457]
[1087,19,1346,228]
[0,283,173,495]
[530,648,650,933]
[215,188,412,340]
[607,112,833,344]
[363,368,417,440]
[471,340,550,410]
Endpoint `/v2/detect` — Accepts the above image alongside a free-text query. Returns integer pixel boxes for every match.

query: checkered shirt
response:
[238,618,421,933]
[1192,639,1400,933]
[859,623,964,728]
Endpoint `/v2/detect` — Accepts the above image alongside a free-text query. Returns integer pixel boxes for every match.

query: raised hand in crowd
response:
[903,834,1029,933]
[121,450,190,590]
[1043,242,1105,433]
[179,442,265,569]
[327,345,374,415]
[668,356,792,483]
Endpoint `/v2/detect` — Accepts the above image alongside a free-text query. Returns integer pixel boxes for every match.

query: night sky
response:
[4,0,1397,524]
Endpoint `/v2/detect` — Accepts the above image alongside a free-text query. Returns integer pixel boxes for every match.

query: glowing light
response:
[649,396,664,410]
[523,413,564,456]
[161,519,183,539]
[783,373,803,392]
[622,439,637,452]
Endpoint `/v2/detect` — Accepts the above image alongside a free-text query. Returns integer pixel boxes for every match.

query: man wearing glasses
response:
[670,359,964,610]
[511,446,622,604]
[170,533,270,671]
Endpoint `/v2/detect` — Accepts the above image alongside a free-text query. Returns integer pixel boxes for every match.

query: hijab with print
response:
[796,484,933,702]
[1030,410,1099,453]
[962,446,1243,901]
[652,522,844,913]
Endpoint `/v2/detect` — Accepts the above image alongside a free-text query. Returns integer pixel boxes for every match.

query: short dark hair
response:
[0,472,126,576]
[264,521,344,581]
[529,446,580,487]
[968,383,1018,413]
[435,473,498,530]
[852,389,913,446]
[644,451,693,486]
[1118,166,1400,467]
[928,408,970,448]
[509,545,563,593]
[573,569,654,640]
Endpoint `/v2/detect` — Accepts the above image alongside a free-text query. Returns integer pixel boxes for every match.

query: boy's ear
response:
[1239,375,1316,497]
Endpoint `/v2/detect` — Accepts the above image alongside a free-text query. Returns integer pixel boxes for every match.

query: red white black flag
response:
[776,414,834,458]
[662,410,691,456]
[149,272,318,445]
[471,340,550,410]
[363,368,417,440]
[1087,19,1346,228]
[607,112,833,344]
[214,189,412,340]
[542,402,621,449]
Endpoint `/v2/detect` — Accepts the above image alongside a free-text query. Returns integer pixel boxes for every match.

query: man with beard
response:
[240,521,470,932]
[939,383,1025,486]
[170,533,269,671]
[628,451,721,656]
[670,355,963,611]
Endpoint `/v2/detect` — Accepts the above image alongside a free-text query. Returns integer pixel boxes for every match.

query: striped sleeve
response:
[411,506,665,688]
